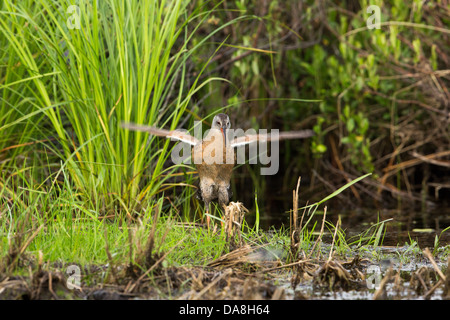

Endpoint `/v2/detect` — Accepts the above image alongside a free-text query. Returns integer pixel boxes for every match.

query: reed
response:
[0,0,239,213]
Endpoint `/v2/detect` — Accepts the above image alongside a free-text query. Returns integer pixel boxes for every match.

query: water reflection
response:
[247,206,450,248]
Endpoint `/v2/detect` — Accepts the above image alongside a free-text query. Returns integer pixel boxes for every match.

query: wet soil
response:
[1,238,449,300]
[1,200,449,300]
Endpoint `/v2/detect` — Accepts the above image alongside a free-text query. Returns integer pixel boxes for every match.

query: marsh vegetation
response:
[0,0,449,300]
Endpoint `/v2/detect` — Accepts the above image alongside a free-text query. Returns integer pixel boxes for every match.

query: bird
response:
[122,113,313,226]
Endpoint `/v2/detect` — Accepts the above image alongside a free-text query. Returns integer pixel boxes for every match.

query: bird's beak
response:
[221,127,227,146]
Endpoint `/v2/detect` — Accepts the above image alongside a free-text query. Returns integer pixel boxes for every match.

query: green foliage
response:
[0,0,234,213]
[208,0,449,178]
[0,0,448,273]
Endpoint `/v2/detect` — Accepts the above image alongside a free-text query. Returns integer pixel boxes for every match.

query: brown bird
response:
[122,113,313,225]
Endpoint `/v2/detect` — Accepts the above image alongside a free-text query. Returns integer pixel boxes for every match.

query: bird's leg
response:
[218,185,230,229]
[199,180,214,229]
[205,202,211,230]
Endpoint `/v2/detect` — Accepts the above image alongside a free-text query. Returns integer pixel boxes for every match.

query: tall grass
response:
[0,0,242,214]
[0,1,50,201]
[0,166,228,266]
[0,0,281,269]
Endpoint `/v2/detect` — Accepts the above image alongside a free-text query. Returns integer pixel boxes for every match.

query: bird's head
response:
[211,113,231,146]
[212,113,231,130]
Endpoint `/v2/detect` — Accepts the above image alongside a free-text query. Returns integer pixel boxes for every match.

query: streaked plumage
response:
[122,114,313,224]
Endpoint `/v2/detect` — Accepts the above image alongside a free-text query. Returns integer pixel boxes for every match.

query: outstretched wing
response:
[230,130,314,148]
[121,122,200,146]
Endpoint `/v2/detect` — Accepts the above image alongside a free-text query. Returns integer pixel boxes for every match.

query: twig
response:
[298,200,308,235]
[383,150,450,175]
[327,215,341,262]
[291,176,301,243]
[126,236,187,293]
[48,272,58,300]
[342,21,450,38]
[415,272,428,292]
[259,259,313,273]
[373,268,393,300]
[424,279,443,300]
[104,227,118,282]
[191,268,233,300]
[329,135,361,201]
[19,225,44,256]
[308,206,327,260]
[411,151,450,168]
[423,248,446,281]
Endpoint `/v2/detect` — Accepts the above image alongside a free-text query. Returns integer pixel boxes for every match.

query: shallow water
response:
[272,243,449,300]
[251,206,450,248]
